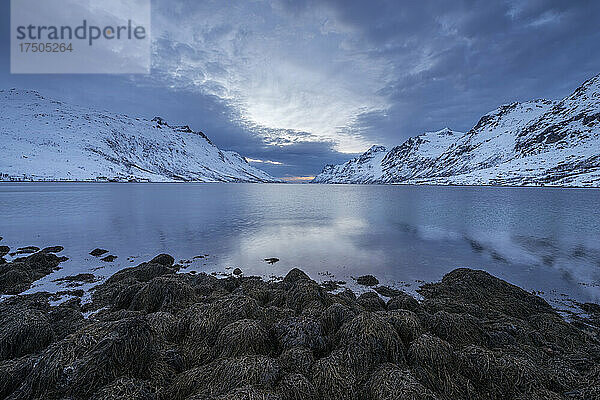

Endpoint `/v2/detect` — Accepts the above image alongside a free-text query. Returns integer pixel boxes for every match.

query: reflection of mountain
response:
[314,74,600,186]
[0,90,280,182]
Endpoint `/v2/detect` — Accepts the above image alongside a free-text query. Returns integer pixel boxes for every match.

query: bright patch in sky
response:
[151,0,390,153]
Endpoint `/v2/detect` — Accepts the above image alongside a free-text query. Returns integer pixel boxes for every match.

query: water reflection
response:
[0,183,598,306]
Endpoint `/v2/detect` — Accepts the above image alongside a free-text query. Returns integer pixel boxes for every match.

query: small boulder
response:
[356,275,379,286]
[150,253,175,266]
[90,248,109,257]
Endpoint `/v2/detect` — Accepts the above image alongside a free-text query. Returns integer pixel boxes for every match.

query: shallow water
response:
[1,183,599,306]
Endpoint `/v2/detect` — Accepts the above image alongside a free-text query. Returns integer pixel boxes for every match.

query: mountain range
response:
[313,74,600,187]
[0,89,280,183]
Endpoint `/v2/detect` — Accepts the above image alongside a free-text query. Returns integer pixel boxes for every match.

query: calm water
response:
[1,183,599,306]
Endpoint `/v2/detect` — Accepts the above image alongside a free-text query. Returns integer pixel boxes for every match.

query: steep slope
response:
[0,89,280,183]
[312,129,463,184]
[311,145,387,183]
[313,73,600,187]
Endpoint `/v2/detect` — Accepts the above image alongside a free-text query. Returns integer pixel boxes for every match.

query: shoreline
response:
[2,180,600,189]
[1,247,599,399]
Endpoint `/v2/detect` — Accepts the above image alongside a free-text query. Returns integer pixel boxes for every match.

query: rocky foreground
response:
[1,251,600,400]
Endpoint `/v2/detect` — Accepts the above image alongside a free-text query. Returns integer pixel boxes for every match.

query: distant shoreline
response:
[1,180,599,189]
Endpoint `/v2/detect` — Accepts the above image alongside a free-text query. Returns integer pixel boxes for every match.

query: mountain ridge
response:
[0,89,281,183]
[313,74,600,187]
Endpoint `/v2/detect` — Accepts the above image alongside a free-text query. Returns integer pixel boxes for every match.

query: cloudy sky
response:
[1,0,600,178]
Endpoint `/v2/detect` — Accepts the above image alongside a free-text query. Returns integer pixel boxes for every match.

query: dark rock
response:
[41,246,64,253]
[233,267,243,276]
[374,285,402,297]
[0,252,64,295]
[283,268,311,284]
[0,246,9,257]
[264,257,280,264]
[101,255,118,262]
[53,273,98,287]
[356,275,379,286]
[418,268,553,319]
[150,253,175,266]
[10,246,40,256]
[90,248,109,257]
[387,291,421,312]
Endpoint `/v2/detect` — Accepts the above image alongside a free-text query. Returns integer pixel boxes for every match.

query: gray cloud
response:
[1,0,599,177]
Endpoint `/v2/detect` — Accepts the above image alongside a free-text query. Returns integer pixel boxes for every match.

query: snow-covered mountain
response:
[0,89,281,182]
[313,74,600,187]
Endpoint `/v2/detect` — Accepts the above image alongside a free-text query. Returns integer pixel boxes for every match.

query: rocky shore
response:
[1,249,600,399]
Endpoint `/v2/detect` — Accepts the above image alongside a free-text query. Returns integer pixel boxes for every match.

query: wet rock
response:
[90,248,109,257]
[278,346,315,376]
[418,268,553,319]
[53,273,98,287]
[215,319,271,357]
[274,316,326,354]
[356,275,379,286]
[283,268,310,284]
[41,246,64,253]
[311,350,358,400]
[0,253,597,400]
[373,285,402,297]
[170,355,280,399]
[233,267,243,276]
[101,255,118,262]
[11,246,40,255]
[264,257,280,264]
[386,290,421,312]
[367,363,438,400]
[277,373,317,400]
[336,312,404,376]
[357,292,386,311]
[0,246,9,257]
[0,251,64,295]
[0,299,54,360]
[150,253,175,266]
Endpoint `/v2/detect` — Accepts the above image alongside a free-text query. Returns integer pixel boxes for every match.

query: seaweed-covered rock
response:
[356,275,379,286]
[90,248,109,257]
[0,304,54,360]
[90,377,157,400]
[277,373,317,400]
[170,355,280,399]
[407,334,475,398]
[0,251,64,294]
[278,346,315,376]
[150,253,175,266]
[367,363,438,400]
[0,355,36,398]
[0,245,10,257]
[380,309,423,349]
[458,345,543,398]
[320,303,355,335]
[357,292,386,311]
[41,246,64,253]
[215,319,271,357]
[427,311,487,347]
[386,291,421,312]
[336,312,404,376]
[418,268,553,319]
[16,316,159,399]
[129,275,197,313]
[274,316,326,354]
[311,350,358,400]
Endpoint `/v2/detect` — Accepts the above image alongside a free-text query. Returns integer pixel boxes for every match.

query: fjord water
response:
[1,183,599,306]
